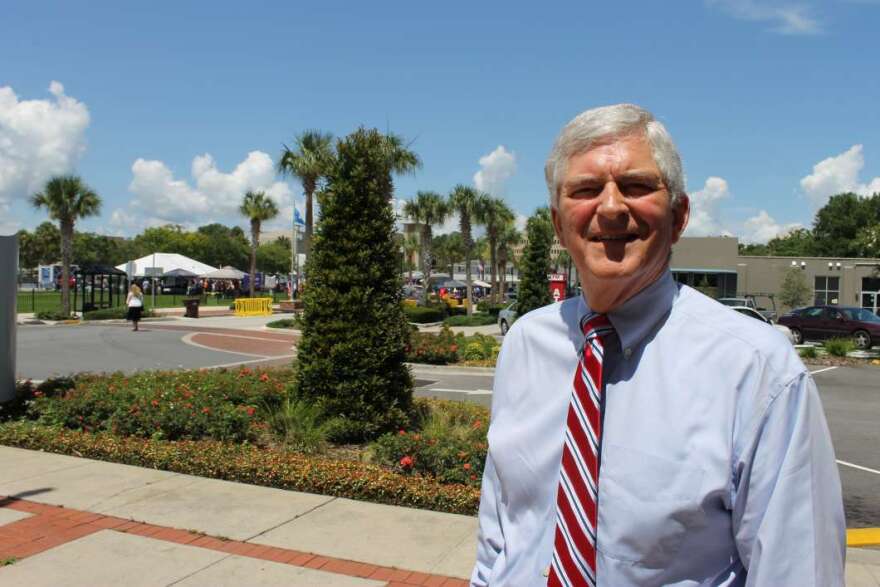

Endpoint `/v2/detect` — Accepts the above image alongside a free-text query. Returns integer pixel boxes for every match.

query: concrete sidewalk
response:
[0,447,878,586]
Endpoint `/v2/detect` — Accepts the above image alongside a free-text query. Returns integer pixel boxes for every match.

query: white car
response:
[730,306,795,344]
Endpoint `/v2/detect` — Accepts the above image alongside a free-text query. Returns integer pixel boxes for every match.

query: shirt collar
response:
[580,271,678,352]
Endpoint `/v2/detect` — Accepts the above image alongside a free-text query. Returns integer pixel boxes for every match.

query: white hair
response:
[544,104,686,210]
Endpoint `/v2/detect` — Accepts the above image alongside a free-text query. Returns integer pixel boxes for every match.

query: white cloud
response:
[0,81,90,206]
[116,150,294,233]
[799,145,880,208]
[473,146,517,197]
[684,176,731,237]
[740,210,803,244]
[707,0,822,35]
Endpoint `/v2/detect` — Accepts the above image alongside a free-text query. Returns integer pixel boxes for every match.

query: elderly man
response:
[471,104,845,586]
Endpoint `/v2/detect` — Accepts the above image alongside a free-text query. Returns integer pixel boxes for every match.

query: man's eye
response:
[571,187,601,198]
[622,183,656,196]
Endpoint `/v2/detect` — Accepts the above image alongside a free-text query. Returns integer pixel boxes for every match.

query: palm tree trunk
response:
[249,221,258,297]
[489,235,498,304]
[421,226,431,306]
[60,220,73,316]
[498,250,508,302]
[304,178,316,262]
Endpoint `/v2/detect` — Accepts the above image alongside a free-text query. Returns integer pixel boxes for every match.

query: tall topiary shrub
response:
[517,207,554,316]
[294,128,414,442]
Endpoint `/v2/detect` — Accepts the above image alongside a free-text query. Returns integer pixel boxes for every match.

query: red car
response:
[777,305,880,349]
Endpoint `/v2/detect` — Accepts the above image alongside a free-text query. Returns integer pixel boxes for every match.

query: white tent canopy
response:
[203,266,247,279]
[472,279,492,288]
[116,253,217,278]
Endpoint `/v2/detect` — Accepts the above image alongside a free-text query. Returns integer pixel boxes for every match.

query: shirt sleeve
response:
[732,371,846,586]
[471,452,503,586]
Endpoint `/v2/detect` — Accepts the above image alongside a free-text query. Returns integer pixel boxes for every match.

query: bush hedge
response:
[34,310,75,321]
[22,368,293,442]
[824,337,855,357]
[405,326,501,365]
[443,314,497,327]
[0,422,480,515]
[476,301,507,317]
[403,305,445,324]
[266,318,300,329]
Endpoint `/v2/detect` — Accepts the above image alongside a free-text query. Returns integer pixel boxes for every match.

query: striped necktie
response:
[548,312,614,587]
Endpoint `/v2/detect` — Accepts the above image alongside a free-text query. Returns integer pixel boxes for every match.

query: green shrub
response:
[799,346,818,359]
[266,317,301,329]
[28,367,293,442]
[34,310,74,321]
[476,301,506,317]
[0,422,480,515]
[369,400,488,487]
[443,314,497,327]
[262,396,327,454]
[83,306,155,321]
[403,305,444,324]
[454,332,500,363]
[406,325,459,364]
[824,337,855,357]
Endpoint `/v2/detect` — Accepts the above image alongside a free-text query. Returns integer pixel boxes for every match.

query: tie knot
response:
[580,312,614,341]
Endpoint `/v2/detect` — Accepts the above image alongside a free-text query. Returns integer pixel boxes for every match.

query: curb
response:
[848,528,880,547]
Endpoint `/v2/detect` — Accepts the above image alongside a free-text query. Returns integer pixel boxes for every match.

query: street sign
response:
[144,267,164,277]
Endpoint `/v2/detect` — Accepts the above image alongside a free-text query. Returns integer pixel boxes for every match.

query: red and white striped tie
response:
[548,312,614,587]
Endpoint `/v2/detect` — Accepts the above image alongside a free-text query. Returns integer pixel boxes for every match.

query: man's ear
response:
[551,205,566,248]
[671,193,690,244]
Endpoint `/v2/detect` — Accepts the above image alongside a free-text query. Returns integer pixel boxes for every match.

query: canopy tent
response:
[116,253,216,278]
[472,279,491,288]
[441,279,467,288]
[203,266,247,280]
[163,268,198,278]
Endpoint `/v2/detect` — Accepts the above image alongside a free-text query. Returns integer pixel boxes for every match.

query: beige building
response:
[671,237,880,314]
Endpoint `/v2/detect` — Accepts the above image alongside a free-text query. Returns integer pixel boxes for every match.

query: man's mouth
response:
[588,233,638,243]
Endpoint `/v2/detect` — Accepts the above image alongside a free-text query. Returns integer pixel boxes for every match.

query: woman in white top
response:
[126,283,144,331]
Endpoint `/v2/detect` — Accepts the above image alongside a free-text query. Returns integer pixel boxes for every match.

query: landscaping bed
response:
[2,367,488,515]
[406,325,499,366]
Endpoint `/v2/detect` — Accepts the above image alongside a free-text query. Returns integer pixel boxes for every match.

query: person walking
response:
[126,283,144,332]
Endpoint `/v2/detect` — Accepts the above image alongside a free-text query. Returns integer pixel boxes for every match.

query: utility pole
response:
[290,217,298,300]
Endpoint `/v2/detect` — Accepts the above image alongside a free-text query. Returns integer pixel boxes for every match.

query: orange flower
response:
[399,455,414,468]
[463,463,472,471]
[259,373,270,382]
[201,407,211,415]
[151,400,159,407]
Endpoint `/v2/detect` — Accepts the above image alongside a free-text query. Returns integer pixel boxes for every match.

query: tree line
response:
[739,192,880,258]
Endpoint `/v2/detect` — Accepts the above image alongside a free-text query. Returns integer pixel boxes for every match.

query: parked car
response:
[730,306,795,344]
[777,305,880,349]
[718,294,777,322]
[498,302,517,335]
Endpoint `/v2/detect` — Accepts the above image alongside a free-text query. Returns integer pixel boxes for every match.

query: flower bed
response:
[0,422,480,515]
[406,326,500,366]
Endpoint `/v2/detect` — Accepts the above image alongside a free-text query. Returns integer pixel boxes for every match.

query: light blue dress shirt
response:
[472,272,845,586]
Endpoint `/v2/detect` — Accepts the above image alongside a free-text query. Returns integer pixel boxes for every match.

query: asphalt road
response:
[16,323,257,380]
[414,362,880,528]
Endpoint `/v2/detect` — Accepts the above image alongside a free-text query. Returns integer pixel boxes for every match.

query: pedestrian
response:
[472,104,845,586]
[126,283,144,332]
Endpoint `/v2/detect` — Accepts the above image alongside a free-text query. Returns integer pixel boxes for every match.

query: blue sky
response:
[2,0,879,242]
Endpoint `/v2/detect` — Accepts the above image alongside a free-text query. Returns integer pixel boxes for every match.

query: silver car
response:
[498,302,517,335]
[731,306,795,344]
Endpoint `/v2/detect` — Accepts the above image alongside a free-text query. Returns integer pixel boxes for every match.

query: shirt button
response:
[543,566,550,577]
[624,347,632,359]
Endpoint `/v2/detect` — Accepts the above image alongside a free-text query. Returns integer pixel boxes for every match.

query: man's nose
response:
[596,182,628,219]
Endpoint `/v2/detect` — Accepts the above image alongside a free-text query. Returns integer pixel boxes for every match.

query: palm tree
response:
[402,233,420,281]
[31,175,101,315]
[278,130,334,258]
[475,197,514,303]
[448,185,488,315]
[496,224,522,302]
[402,191,449,304]
[240,191,279,297]
[380,132,422,187]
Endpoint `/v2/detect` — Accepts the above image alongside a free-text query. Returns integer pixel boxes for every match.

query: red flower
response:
[151,400,159,407]
[463,463,472,471]
[201,407,211,414]
[259,373,270,382]
[398,430,406,436]
[450,344,458,352]
[246,406,256,416]
[472,419,482,429]
[399,455,414,468]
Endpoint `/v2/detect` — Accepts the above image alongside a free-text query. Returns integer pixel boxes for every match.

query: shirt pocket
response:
[596,443,706,568]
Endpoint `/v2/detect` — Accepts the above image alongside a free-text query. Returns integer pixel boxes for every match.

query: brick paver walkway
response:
[0,497,467,586]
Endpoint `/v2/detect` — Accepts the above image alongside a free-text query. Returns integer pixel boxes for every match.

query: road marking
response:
[199,355,296,370]
[809,366,838,375]
[422,387,493,396]
[837,459,880,476]
[847,528,880,547]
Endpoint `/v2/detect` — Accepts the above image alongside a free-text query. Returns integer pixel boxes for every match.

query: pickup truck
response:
[718,295,778,323]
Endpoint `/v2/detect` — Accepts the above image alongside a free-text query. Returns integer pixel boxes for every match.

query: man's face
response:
[552,134,689,303]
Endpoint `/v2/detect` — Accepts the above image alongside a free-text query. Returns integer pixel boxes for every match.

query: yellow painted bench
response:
[234,297,273,316]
